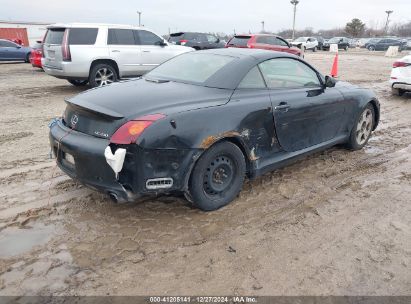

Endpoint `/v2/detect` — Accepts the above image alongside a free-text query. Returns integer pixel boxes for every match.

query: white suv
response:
[42,23,194,87]
[290,37,319,51]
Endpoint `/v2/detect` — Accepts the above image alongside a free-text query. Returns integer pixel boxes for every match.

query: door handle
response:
[275,102,290,111]
[111,50,120,52]
[143,50,151,53]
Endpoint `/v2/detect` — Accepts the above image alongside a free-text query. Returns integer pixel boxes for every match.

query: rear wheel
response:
[347,104,375,150]
[313,46,317,52]
[368,45,375,51]
[68,79,89,86]
[187,141,246,211]
[25,53,30,63]
[89,63,118,88]
[344,45,349,51]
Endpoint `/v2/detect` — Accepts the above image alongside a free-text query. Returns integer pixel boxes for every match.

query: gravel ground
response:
[0,50,410,296]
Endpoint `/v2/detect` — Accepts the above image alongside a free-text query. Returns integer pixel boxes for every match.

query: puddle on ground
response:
[0,223,57,258]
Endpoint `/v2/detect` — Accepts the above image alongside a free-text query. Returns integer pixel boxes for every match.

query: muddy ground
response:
[0,50,410,296]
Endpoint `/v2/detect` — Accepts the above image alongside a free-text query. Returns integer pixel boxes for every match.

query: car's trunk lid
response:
[63,79,232,139]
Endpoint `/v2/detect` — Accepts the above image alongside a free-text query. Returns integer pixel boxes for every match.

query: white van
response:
[42,23,194,87]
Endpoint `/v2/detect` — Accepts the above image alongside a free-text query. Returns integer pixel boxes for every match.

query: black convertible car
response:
[49,49,380,211]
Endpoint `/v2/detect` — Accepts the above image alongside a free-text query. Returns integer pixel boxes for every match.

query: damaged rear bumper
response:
[49,119,201,202]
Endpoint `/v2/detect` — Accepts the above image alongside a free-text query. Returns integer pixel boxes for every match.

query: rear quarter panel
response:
[138,89,279,165]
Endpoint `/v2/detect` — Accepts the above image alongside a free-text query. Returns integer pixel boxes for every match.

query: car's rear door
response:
[42,27,65,69]
[107,28,142,77]
[259,57,345,152]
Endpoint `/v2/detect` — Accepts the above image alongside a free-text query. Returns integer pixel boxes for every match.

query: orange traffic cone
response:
[331,53,339,77]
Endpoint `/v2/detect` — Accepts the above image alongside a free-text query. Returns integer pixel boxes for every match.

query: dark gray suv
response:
[168,32,225,50]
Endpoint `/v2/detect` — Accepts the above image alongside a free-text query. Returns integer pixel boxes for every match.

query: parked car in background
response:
[290,37,319,51]
[348,38,358,48]
[315,36,325,50]
[322,37,350,51]
[29,40,43,68]
[390,55,411,96]
[168,32,225,50]
[365,38,406,51]
[0,39,31,62]
[406,38,411,50]
[358,38,372,48]
[50,48,380,211]
[226,34,302,57]
[42,23,193,88]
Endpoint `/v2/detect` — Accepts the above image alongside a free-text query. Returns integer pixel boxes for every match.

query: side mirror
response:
[155,40,167,47]
[324,75,337,88]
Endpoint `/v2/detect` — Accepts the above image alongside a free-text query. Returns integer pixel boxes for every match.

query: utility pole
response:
[384,10,393,35]
[290,0,299,41]
[137,11,142,27]
[261,21,265,33]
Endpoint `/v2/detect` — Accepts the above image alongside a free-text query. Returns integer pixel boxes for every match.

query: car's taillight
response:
[110,114,166,144]
[180,39,188,45]
[393,61,409,68]
[62,29,71,61]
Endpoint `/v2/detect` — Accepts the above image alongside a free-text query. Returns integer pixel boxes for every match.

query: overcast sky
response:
[0,0,409,35]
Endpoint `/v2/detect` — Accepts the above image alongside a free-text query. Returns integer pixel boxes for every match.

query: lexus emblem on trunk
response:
[71,114,79,127]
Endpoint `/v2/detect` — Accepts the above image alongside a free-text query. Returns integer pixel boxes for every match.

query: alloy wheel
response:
[95,68,115,87]
[356,108,373,145]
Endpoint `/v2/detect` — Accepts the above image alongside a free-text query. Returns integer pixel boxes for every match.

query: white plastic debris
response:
[104,146,126,179]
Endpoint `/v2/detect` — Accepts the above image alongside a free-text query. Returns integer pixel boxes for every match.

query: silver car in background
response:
[42,23,194,87]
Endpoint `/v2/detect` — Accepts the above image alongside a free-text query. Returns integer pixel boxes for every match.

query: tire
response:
[187,141,246,211]
[68,79,89,86]
[392,87,405,96]
[347,104,375,150]
[344,46,349,51]
[89,63,118,88]
[313,46,317,52]
[368,45,375,51]
[25,53,30,63]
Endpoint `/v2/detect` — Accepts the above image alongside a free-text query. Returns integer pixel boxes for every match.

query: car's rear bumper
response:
[49,119,201,202]
[42,59,89,80]
[391,82,411,91]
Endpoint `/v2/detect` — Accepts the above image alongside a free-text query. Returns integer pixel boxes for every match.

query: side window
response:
[198,34,208,43]
[256,36,269,44]
[259,58,321,89]
[68,28,98,45]
[137,30,163,45]
[274,38,288,47]
[207,35,217,43]
[238,66,266,89]
[2,41,16,47]
[107,29,136,45]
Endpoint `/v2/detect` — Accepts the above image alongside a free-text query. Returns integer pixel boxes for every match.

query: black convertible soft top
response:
[173,48,299,90]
